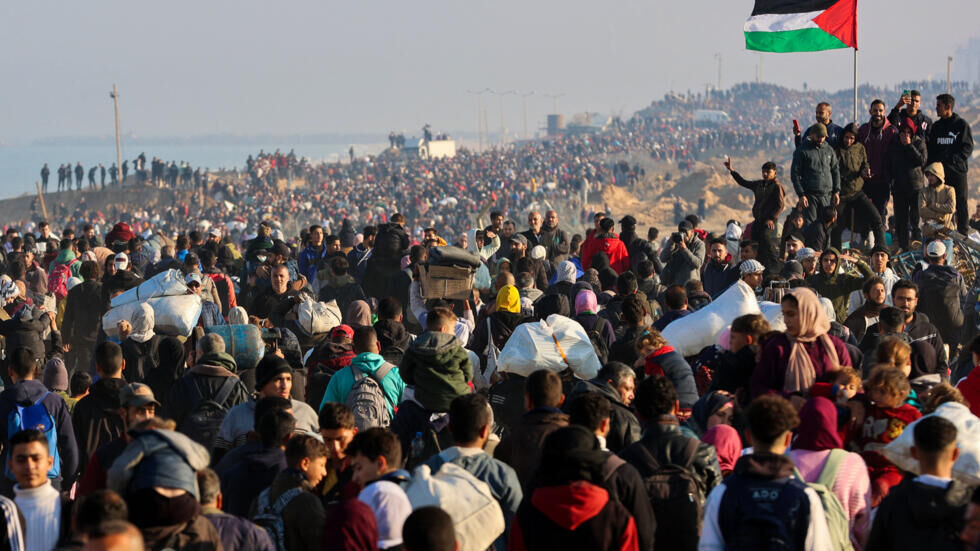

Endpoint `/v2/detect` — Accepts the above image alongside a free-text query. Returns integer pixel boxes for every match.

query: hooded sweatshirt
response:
[865,476,970,551]
[321,352,405,416]
[400,332,472,413]
[805,247,874,323]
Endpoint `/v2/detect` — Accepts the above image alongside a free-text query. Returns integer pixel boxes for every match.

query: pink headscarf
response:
[575,289,598,315]
[702,424,742,473]
[783,287,838,393]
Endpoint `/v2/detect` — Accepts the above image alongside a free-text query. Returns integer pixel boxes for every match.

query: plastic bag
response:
[103,294,202,338]
[497,314,601,380]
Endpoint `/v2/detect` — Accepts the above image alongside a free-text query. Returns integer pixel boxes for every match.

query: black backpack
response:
[632,439,704,551]
[580,316,610,365]
[718,473,811,551]
[181,377,239,450]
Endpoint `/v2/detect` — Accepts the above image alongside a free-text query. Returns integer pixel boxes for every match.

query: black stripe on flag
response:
[751,0,837,15]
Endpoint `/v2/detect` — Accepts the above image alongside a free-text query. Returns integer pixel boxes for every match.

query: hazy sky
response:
[2,0,977,142]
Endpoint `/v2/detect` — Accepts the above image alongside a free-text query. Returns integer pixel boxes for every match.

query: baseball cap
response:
[330,324,354,341]
[796,248,817,261]
[740,259,765,274]
[120,383,160,408]
[113,252,129,268]
[926,240,947,258]
[209,227,221,238]
[510,234,529,247]
[185,272,202,286]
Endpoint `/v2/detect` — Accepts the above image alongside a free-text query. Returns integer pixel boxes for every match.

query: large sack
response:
[405,463,505,551]
[428,246,481,269]
[206,324,265,371]
[881,402,980,484]
[759,301,786,331]
[497,314,601,380]
[103,294,202,338]
[662,280,761,357]
[110,269,188,308]
[294,298,342,337]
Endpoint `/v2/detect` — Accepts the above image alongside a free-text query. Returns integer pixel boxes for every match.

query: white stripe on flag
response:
[743,11,823,32]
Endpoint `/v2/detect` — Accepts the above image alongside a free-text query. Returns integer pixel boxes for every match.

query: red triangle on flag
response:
[813,0,857,49]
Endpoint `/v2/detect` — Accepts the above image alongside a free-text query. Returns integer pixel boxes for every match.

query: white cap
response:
[113,252,129,269]
[66,277,83,292]
[926,240,947,258]
[185,272,202,285]
[530,245,547,260]
[739,259,765,274]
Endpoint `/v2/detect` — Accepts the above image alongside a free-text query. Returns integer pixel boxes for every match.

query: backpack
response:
[5,392,61,480]
[587,326,610,365]
[719,473,811,551]
[345,362,394,431]
[180,377,239,449]
[48,260,77,301]
[404,463,505,551]
[252,486,304,551]
[794,449,854,551]
[633,439,704,550]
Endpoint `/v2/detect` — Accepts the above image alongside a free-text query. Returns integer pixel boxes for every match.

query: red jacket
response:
[510,481,639,551]
[957,368,980,418]
[581,233,630,274]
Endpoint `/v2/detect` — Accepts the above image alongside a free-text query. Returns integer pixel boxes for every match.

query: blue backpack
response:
[719,473,810,551]
[5,392,61,480]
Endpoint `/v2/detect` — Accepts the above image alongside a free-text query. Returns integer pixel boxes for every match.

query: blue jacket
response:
[203,507,275,551]
[298,245,328,283]
[320,352,406,416]
[0,380,79,493]
[220,445,287,517]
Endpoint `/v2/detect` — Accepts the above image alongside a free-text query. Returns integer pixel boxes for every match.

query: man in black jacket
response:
[619,374,722,551]
[888,90,933,138]
[72,342,126,472]
[867,416,969,551]
[859,280,947,376]
[569,392,655,551]
[565,361,641,452]
[725,157,784,273]
[62,260,102,375]
[927,94,974,234]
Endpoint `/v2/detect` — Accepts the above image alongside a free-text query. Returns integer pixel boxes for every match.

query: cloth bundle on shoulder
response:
[103,294,203,338]
[882,402,980,484]
[662,280,762,357]
[496,314,601,380]
[428,246,481,269]
[110,269,188,308]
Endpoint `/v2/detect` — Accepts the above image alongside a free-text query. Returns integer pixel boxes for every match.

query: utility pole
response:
[491,90,515,145]
[947,56,953,94]
[714,53,722,92]
[466,88,491,151]
[544,93,565,119]
[110,84,123,187]
[520,91,534,139]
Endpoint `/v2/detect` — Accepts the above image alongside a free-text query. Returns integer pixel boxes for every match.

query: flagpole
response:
[852,48,858,123]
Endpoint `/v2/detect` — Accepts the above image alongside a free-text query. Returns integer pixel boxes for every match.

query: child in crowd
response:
[851,366,922,506]
[347,428,412,551]
[399,307,473,413]
[635,327,698,411]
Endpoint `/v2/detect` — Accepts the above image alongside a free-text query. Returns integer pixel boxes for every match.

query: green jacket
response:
[836,142,870,197]
[399,331,473,412]
[805,247,874,323]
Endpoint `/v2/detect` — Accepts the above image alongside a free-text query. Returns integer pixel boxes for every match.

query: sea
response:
[0,141,387,200]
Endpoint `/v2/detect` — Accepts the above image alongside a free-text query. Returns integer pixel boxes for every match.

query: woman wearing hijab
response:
[546,260,580,305]
[750,287,852,398]
[145,336,187,402]
[684,391,736,438]
[121,303,163,383]
[344,299,373,328]
[573,289,615,363]
[788,397,871,549]
[510,426,640,551]
[701,424,741,478]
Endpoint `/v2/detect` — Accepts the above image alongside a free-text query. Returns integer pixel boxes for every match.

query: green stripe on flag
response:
[745,27,848,52]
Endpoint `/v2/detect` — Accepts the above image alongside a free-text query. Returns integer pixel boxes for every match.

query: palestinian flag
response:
[745,0,857,53]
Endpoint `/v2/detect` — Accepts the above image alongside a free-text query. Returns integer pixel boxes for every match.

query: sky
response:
[1,0,978,143]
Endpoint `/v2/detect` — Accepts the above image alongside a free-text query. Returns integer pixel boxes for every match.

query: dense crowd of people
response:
[1,83,977,551]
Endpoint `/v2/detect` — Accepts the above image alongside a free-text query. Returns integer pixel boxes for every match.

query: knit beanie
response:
[255,355,292,391]
[42,357,69,392]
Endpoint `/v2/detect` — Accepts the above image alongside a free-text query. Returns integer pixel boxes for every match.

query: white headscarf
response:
[129,303,156,343]
[556,260,577,283]
[228,306,248,325]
